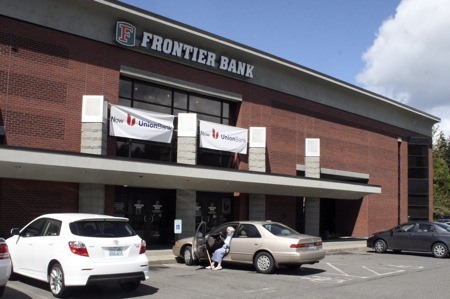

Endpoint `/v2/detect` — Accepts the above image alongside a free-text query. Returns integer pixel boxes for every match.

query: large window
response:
[117,77,237,166]
[408,137,430,220]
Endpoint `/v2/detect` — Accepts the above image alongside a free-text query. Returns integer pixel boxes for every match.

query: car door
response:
[10,218,47,277]
[193,221,208,260]
[32,219,61,280]
[388,223,416,250]
[230,224,262,263]
[409,223,436,252]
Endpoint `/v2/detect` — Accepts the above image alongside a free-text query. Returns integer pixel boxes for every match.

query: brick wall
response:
[0,178,78,238]
[0,16,428,237]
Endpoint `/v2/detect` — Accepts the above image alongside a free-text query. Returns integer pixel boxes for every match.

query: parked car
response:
[6,213,149,298]
[367,221,450,258]
[435,219,450,223]
[172,221,325,274]
[0,238,11,297]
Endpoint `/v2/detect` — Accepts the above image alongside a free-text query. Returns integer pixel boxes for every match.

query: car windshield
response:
[262,223,300,236]
[69,220,136,237]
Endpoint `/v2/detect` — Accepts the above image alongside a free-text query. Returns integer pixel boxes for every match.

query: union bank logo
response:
[212,128,219,139]
[115,21,136,47]
[127,114,136,126]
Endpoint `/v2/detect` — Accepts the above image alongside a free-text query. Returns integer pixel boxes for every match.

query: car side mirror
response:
[11,228,20,236]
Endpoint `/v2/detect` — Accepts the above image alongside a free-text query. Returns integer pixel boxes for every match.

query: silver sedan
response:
[173,221,325,274]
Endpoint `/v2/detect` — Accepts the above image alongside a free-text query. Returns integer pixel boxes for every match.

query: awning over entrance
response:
[0,147,381,199]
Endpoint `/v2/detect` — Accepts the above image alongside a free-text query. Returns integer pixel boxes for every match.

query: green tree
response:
[433,128,450,218]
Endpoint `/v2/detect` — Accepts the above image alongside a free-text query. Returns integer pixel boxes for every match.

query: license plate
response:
[308,244,316,249]
[109,248,123,256]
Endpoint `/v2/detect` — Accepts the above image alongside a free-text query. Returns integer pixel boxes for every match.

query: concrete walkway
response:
[146,239,369,264]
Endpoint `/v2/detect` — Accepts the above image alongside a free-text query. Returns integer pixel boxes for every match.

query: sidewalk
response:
[146,238,369,265]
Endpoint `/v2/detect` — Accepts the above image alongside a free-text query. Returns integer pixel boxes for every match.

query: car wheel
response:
[374,239,387,253]
[119,280,140,291]
[432,242,448,258]
[183,245,195,266]
[0,285,5,297]
[254,252,275,274]
[49,263,68,298]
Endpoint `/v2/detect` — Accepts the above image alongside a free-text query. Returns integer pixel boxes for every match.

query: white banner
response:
[199,120,248,154]
[109,105,174,143]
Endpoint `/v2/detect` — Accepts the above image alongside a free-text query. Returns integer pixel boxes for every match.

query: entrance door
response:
[196,192,233,231]
[115,187,175,247]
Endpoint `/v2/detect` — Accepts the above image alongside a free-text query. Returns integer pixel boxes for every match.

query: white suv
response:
[6,213,149,298]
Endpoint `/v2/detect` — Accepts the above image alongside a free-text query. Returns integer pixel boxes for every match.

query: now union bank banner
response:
[109,105,174,143]
[199,120,248,154]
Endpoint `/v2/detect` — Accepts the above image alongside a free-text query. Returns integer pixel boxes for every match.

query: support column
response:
[304,138,321,236]
[248,127,266,220]
[79,96,108,213]
[175,113,197,237]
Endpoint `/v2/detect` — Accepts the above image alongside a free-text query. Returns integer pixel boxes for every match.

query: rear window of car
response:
[436,223,450,232]
[262,223,300,236]
[69,220,136,237]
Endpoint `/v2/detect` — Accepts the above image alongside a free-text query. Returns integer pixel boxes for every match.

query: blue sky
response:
[119,0,450,137]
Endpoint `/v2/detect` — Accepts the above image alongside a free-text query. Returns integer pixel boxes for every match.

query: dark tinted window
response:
[43,219,61,236]
[415,223,436,233]
[21,218,47,237]
[70,221,136,238]
[237,224,261,238]
[393,223,415,232]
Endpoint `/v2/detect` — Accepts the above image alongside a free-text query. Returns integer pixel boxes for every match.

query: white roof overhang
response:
[0,147,380,200]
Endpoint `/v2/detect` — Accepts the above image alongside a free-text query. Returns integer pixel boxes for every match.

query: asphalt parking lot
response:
[4,249,450,298]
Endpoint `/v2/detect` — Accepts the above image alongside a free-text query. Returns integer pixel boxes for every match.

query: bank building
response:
[0,0,439,246]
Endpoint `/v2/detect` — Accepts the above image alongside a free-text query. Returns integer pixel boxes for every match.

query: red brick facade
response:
[0,16,431,238]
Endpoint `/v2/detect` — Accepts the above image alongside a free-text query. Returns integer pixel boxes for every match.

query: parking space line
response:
[243,287,276,294]
[326,263,351,276]
[361,266,404,276]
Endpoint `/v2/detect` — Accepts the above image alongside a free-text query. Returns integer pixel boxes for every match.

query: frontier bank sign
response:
[115,21,255,78]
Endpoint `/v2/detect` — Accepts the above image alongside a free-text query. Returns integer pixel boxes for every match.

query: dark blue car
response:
[367,221,450,258]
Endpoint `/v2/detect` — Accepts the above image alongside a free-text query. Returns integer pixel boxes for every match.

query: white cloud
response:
[357,0,450,137]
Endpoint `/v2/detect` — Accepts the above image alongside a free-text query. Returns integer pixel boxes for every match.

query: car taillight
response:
[0,243,10,259]
[68,241,89,257]
[290,243,308,248]
[139,240,146,254]
[290,241,322,249]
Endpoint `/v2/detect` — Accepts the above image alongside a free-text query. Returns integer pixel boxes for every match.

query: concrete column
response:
[248,127,266,220]
[176,189,196,239]
[177,137,197,164]
[79,96,108,213]
[176,113,197,236]
[79,184,105,214]
[304,139,321,236]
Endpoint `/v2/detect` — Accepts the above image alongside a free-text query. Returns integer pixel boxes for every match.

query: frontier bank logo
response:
[115,21,136,46]
[114,21,255,78]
